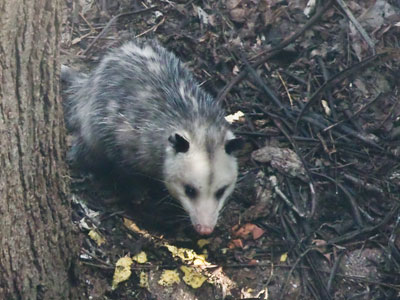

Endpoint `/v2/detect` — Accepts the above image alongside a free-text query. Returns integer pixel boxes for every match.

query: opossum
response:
[61,40,242,235]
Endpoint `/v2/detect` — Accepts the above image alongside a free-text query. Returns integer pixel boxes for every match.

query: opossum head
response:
[164,130,242,235]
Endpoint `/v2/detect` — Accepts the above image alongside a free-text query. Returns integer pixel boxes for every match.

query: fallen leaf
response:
[225,0,242,10]
[225,111,245,124]
[132,251,147,264]
[88,229,106,246]
[233,223,264,240]
[111,256,133,290]
[165,244,210,266]
[252,226,265,240]
[228,239,244,249]
[123,218,148,236]
[248,259,259,266]
[304,0,317,18]
[280,252,288,262]
[312,239,327,247]
[158,269,181,286]
[197,239,211,248]
[139,271,149,289]
[71,36,83,45]
[180,266,208,288]
[233,223,256,238]
[252,146,307,179]
[321,100,331,116]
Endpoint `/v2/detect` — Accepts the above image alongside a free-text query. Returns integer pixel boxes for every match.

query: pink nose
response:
[194,224,214,235]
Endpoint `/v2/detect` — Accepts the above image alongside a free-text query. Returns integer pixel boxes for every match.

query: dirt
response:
[61,0,400,299]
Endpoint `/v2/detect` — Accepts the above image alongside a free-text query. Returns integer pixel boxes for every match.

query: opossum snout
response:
[194,224,214,235]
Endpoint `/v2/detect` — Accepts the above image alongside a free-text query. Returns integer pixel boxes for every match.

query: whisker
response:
[163,202,185,211]
[155,194,171,205]
[155,197,186,211]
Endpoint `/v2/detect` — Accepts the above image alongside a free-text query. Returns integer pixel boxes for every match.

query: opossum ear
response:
[225,138,244,156]
[168,133,190,153]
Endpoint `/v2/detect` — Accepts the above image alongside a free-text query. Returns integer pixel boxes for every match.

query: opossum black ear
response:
[168,133,190,153]
[225,138,244,156]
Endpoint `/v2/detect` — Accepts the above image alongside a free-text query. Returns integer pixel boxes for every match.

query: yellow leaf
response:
[280,252,288,262]
[139,271,149,289]
[197,239,211,248]
[225,111,245,124]
[165,244,210,266]
[123,218,147,235]
[88,229,105,246]
[158,269,181,286]
[193,255,208,266]
[180,266,207,289]
[132,251,147,264]
[111,256,133,290]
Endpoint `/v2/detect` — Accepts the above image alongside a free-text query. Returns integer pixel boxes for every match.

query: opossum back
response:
[60,40,230,178]
[86,41,228,156]
[61,65,90,132]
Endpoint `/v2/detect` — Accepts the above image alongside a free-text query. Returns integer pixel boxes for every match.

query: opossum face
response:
[164,132,241,235]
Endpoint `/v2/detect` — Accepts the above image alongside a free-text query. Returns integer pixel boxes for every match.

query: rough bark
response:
[0,0,80,299]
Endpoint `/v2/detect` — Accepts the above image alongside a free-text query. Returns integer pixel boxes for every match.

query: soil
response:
[61,0,400,299]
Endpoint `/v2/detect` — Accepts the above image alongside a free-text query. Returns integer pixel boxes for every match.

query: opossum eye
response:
[168,133,190,153]
[184,184,197,199]
[215,185,228,200]
[225,138,244,156]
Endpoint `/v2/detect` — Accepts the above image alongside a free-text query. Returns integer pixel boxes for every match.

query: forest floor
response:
[61,0,400,299]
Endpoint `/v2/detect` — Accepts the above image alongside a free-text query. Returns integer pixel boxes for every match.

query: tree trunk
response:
[0,0,81,299]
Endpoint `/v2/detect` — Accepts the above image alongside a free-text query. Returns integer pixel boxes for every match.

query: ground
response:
[61,0,400,299]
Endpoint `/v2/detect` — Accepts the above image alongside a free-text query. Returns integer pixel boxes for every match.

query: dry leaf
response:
[228,239,244,249]
[225,111,245,124]
[88,229,106,246]
[165,244,210,266]
[139,271,149,289]
[158,270,181,286]
[280,252,288,262]
[180,266,208,288]
[252,226,265,240]
[132,251,147,264]
[252,146,307,179]
[197,239,211,248]
[111,256,133,290]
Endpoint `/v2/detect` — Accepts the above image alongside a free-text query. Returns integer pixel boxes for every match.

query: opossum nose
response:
[194,224,214,235]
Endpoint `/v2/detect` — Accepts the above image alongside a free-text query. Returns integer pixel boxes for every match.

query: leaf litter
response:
[62,0,400,299]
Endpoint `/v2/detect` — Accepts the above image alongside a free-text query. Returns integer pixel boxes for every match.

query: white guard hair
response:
[61,40,239,235]
[164,129,238,235]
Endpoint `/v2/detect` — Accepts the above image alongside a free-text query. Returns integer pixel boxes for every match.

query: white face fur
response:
[163,131,239,235]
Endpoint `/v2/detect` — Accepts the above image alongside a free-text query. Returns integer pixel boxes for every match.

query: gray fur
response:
[61,40,230,179]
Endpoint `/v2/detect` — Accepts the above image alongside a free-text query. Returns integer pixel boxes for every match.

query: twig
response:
[376,93,400,130]
[216,0,335,103]
[277,71,294,107]
[316,56,338,120]
[323,93,383,132]
[302,116,351,143]
[270,176,306,218]
[326,204,400,245]
[280,69,307,85]
[223,262,400,290]
[237,49,289,117]
[279,247,332,300]
[313,172,363,227]
[82,6,158,56]
[295,50,397,129]
[327,251,345,293]
[335,0,375,53]
[343,173,385,196]
[79,12,96,32]
[135,16,166,38]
